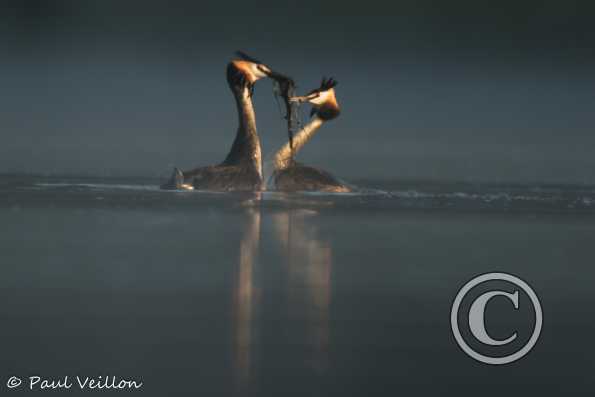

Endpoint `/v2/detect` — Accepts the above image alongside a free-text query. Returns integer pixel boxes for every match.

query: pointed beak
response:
[263,67,293,86]
[289,95,308,103]
[290,92,320,103]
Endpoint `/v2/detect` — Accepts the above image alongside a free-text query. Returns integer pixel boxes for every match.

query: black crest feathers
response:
[319,77,338,91]
[235,51,262,64]
[308,77,338,95]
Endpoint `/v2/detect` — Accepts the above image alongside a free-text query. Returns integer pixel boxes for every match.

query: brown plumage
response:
[274,162,350,193]
[272,78,351,193]
[161,52,290,191]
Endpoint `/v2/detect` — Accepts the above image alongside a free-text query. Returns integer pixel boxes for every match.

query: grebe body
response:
[272,78,351,193]
[161,52,289,191]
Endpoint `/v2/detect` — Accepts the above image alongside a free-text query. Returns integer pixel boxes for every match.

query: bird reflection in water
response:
[231,202,332,393]
[232,207,261,391]
[272,209,332,373]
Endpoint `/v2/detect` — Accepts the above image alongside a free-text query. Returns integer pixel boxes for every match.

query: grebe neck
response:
[273,116,325,170]
[222,86,263,180]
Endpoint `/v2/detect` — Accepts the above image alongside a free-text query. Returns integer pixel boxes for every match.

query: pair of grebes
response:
[160,52,350,193]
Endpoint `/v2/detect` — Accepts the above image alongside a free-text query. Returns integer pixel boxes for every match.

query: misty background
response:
[1,0,594,184]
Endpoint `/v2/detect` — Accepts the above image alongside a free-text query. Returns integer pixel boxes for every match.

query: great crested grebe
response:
[160,52,291,191]
[271,78,351,193]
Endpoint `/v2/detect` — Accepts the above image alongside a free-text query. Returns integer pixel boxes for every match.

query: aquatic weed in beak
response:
[273,77,300,153]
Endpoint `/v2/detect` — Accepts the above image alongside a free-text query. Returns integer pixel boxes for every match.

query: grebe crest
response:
[292,77,341,120]
[227,51,289,96]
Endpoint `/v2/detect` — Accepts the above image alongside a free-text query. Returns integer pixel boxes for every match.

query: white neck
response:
[273,116,325,170]
[223,87,263,180]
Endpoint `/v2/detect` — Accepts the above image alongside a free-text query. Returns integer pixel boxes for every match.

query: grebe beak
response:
[261,66,293,86]
[289,96,307,103]
[235,51,291,84]
[289,93,320,103]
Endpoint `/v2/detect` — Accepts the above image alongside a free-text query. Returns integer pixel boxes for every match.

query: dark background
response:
[2,4,595,396]
[1,0,594,183]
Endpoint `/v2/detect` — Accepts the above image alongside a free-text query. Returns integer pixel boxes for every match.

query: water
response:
[1,175,594,396]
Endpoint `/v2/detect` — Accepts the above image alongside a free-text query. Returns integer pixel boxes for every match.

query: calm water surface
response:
[1,176,594,396]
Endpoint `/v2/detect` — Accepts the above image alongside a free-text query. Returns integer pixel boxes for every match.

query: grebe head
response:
[290,77,341,120]
[227,51,293,93]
